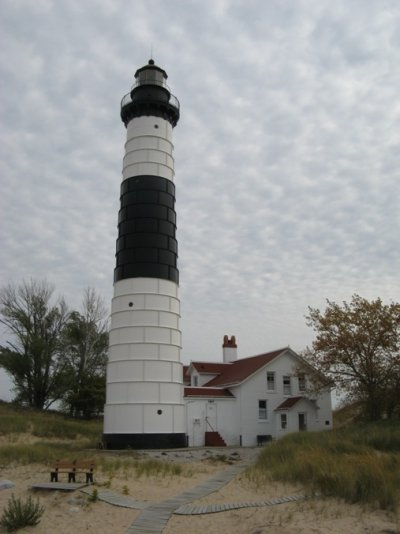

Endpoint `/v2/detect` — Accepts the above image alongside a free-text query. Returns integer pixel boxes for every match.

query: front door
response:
[206,401,217,431]
[298,413,307,431]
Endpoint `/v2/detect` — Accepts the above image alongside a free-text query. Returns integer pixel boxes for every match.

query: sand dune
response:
[0,448,398,533]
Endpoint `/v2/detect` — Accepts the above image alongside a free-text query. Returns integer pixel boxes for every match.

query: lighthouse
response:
[103,60,186,449]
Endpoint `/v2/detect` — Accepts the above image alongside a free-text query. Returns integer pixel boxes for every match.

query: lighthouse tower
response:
[103,60,186,449]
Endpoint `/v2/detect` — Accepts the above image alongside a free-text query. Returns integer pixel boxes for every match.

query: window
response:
[283,375,291,395]
[280,413,287,430]
[258,400,267,420]
[298,373,306,392]
[267,371,275,391]
[193,376,198,387]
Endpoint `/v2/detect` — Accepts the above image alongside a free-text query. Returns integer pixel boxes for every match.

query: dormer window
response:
[193,376,198,387]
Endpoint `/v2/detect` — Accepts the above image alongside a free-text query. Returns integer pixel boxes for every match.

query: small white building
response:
[183,336,332,447]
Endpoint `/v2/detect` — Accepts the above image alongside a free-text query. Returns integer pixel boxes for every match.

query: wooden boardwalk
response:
[32,482,87,491]
[125,463,247,533]
[81,487,149,509]
[174,494,305,515]
[80,462,306,533]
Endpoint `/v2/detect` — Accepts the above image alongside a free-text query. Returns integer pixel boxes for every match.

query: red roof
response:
[191,362,229,374]
[203,349,287,387]
[184,387,234,398]
[275,396,304,410]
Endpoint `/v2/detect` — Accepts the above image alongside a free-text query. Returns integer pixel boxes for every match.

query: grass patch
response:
[96,456,183,478]
[0,403,102,466]
[0,403,187,486]
[0,415,30,434]
[135,458,182,478]
[247,422,400,510]
[0,442,97,467]
[0,402,102,445]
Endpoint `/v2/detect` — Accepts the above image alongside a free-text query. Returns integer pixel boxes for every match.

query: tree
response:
[0,280,69,409]
[61,288,108,418]
[305,295,400,420]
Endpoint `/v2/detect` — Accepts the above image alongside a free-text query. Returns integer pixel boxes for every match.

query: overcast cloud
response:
[0,0,399,399]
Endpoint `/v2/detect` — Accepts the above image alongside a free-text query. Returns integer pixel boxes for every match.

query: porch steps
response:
[205,431,226,447]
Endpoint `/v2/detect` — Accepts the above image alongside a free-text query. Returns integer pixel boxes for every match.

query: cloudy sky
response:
[0,0,399,399]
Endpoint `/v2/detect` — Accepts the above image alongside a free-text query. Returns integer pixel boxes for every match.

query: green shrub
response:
[88,488,98,502]
[0,494,44,532]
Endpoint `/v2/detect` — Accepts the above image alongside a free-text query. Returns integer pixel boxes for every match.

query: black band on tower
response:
[121,85,180,128]
[103,433,187,450]
[114,175,179,284]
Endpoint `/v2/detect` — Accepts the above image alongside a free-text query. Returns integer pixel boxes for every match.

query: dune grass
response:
[0,403,186,478]
[247,421,400,510]
[96,456,183,478]
[0,402,102,467]
[0,402,102,443]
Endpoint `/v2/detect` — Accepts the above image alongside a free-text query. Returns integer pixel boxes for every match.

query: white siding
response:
[183,349,333,447]
[185,398,239,447]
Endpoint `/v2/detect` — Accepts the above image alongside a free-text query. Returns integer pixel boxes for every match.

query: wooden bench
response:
[50,460,95,484]
[257,434,272,446]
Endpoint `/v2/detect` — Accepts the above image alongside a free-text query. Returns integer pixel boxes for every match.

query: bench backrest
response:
[55,460,95,471]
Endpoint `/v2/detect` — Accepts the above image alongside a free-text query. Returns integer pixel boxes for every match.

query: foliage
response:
[247,422,400,510]
[0,494,44,531]
[0,281,109,416]
[305,295,400,420]
[0,280,69,409]
[60,288,108,418]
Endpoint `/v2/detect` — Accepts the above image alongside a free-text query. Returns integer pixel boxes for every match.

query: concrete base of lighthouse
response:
[102,433,186,450]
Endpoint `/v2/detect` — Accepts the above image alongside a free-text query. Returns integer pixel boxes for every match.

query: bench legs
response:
[51,470,93,484]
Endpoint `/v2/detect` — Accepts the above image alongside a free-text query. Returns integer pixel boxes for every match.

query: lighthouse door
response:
[206,401,217,431]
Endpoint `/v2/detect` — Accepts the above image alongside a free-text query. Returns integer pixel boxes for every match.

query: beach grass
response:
[247,421,400,510]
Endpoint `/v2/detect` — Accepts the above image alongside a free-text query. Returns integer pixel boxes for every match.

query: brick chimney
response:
[222,335,237,363]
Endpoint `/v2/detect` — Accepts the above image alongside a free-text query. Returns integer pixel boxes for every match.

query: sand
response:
[0,447,398,534]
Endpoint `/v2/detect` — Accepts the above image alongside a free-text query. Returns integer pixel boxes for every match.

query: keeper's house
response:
[183,336,332,447]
